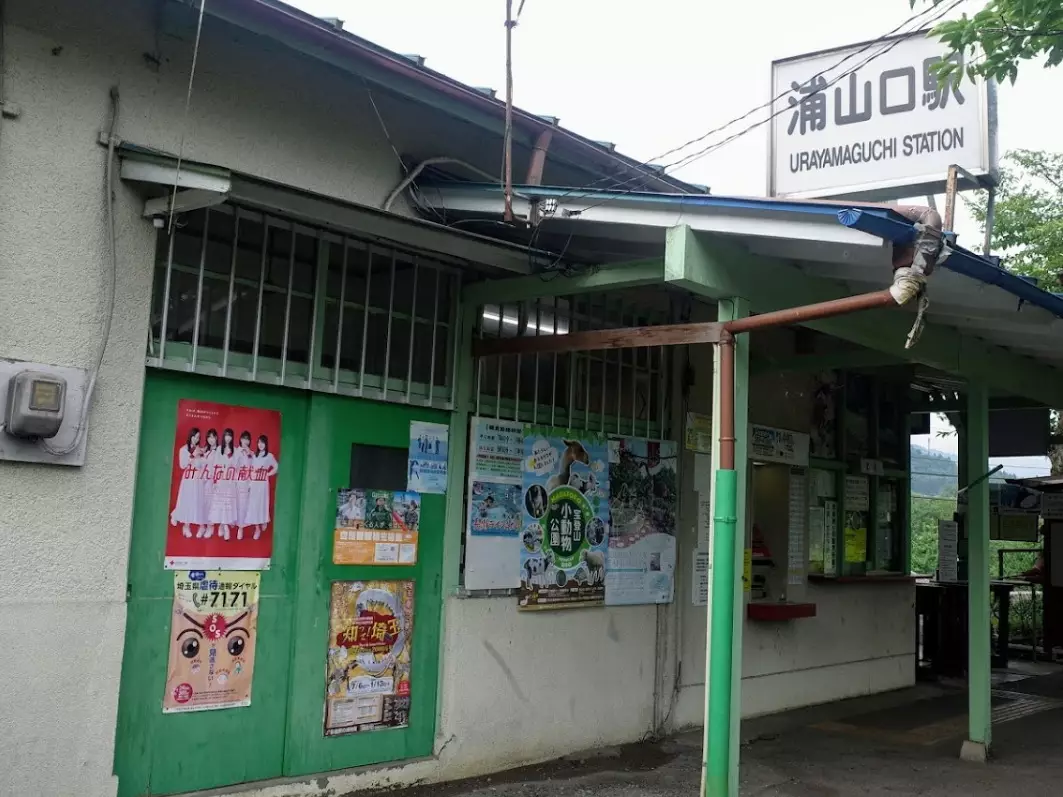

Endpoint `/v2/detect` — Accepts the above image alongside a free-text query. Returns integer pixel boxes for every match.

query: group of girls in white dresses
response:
[170,427,279,541]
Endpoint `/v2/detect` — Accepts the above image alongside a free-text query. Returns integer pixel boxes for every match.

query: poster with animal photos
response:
[518,427,610,610]
[463,417,525,591]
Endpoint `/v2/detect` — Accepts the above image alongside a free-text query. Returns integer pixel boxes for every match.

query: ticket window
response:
[750,463,790,602]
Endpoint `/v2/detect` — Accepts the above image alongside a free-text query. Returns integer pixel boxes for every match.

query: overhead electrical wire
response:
[557,1,946,201]
[558,0,963,208]
[167,0,208,234]
[664,2,964,174]
[42,87,121,456]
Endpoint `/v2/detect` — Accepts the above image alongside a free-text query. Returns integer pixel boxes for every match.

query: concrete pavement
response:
[351,669,1063,797]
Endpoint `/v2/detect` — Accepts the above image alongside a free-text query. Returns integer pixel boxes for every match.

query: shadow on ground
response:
[349,665,1063,797]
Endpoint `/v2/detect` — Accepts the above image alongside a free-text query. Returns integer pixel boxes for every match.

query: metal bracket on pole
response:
[957,464,1004,498]
[982,186,997,257]
[143,188,230,219]
[944,165,959,231]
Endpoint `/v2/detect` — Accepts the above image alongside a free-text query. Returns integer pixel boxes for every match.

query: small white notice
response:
[692,547,710,607]
[845,475,870,512]
[787,469,808,586]
[938,520,959,582]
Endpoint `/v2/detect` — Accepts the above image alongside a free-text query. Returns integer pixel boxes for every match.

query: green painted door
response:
[115,374,446,796]
[283,393,445,775]
[115,371,309,797]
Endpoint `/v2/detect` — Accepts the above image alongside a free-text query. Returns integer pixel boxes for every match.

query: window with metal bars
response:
[148,205,461,408]
[474,294,672,439]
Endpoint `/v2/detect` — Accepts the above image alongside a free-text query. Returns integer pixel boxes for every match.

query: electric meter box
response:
[4,370,67,438]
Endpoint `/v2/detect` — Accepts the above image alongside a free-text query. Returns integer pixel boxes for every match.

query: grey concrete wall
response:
[672,324,915,731]
[0,2,408,794]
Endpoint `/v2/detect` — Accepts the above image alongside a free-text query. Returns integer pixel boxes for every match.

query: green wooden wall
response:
[114,371,447,796]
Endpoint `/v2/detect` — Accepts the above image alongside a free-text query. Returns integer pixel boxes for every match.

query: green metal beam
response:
[665,226,1063,408]
[462,258,666,306]
[750,350,904,376]
[443,301,476,593]
[962,382,992,763]
[436,300,476,735]
[910,396,1050,414]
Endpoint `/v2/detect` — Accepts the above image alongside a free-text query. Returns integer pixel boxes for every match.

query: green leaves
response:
[967,149,1063,293]
[914,0,1063,83]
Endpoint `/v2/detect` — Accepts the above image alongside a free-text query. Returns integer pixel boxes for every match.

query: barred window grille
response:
[149,205,461,408]
[475,294,672,439]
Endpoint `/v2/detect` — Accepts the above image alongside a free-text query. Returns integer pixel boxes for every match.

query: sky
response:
[289,0,1056,476]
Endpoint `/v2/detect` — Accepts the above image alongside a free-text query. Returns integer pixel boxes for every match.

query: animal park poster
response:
[165,399,281,570]
[606,438,678,605]
[519,427,610,610]
[163,571,260,713]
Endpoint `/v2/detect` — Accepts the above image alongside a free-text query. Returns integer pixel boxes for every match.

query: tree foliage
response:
[912,0,1063,83]
[968,149,1063,293]
[966,149,1063,473]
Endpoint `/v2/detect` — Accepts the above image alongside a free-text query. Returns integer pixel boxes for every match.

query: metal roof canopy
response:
[1009,474,1063,492]
[195,0,699,195]
[116,144,558,276]
[433,183,1063,407]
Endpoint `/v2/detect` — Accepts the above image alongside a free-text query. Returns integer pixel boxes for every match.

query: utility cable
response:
[43,87,121,456]
[167,0,208,234]
[562,0,963,209]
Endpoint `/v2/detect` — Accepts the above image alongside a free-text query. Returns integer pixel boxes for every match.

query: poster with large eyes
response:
[163,571,260,713]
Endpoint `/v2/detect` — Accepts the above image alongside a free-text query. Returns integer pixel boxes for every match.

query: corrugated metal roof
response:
[211,0,698,194]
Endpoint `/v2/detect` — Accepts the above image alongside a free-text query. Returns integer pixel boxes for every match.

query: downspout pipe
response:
[702,206,943,797]
[703,335,736,797]
[525,126,554,187]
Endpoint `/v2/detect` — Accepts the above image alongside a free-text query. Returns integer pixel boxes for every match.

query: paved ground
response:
[362,665,1063,797]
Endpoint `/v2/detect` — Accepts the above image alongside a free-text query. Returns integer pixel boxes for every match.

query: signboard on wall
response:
[769,30,995,200]
[519,428,610,610]
[163,571,260,713]
[749,424,810,467]
[463,417,525,590]
[164,400,281,570]
[685,412,713,454]
[1043,493,1063,521]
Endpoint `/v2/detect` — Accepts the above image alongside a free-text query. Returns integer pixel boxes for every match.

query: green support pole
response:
[962,382,991,763]
[957,416,970,582]
[704,468,738,796]
[701,298,749,797]
[442,301,476,593]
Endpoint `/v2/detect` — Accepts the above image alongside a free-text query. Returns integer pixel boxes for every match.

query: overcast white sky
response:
[290,0,1056,475]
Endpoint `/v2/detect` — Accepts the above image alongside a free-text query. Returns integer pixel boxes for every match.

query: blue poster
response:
[519,427,610,610]
[408,421,449,494]
[469,481,522,536]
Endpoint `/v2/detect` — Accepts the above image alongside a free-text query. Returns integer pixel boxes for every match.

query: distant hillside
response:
[909,444,1018,497]
[911,445,957,497]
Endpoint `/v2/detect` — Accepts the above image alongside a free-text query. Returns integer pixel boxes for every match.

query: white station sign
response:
[769,30,995,200]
